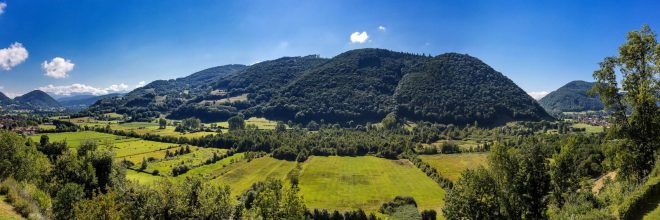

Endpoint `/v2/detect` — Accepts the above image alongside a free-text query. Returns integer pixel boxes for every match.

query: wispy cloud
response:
[350,31,369,44]
[0,2,6,15]
[39,83,132,96]
[42,57,75,78]
[378,25,386,32]
[135,81,146,88]
[528,91,549,100]
[0,42,28,70]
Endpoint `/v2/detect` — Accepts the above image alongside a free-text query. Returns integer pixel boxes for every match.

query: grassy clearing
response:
[29,131,135,148]
[298,156,445,213]
[126,170,162,185]
[210,157,297,196]
[419,153,489,181]
[174,153,245,180]
[142,148,228,175]
[572,123,604,133]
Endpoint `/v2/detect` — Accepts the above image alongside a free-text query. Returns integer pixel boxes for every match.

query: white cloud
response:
[350,31,369,44]
[42,57,75,78]
[528,91,549,100]
[0,2,6,15]
[106,83,129,92]
[38,83,132,96]
[0,86,3,90]
[0,42,29,70]
[4,92,21,99]
[135,81,146,88]
[378,25,386,32]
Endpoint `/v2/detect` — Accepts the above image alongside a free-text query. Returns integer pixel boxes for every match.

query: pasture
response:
[298,156,445,213]
[419,153,489,181]
[210,156,297,196]
[572,123,604,133]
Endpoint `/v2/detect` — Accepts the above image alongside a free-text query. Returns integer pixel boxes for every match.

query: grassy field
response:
[0,195,24,220]
[29,131,135,148]
[298,156,445,213]
[210,156,297,196]
[572,123,605,133]
[419,153,489,181]
[141,147,227,175]
[58,115,279,138]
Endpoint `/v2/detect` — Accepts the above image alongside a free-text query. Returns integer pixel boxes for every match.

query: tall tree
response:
[592,24,660,181]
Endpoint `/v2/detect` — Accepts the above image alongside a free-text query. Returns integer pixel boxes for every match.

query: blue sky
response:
[0,0,659,98]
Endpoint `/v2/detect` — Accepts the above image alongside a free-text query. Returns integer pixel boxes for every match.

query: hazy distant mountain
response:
[58,93,125,109]
[13,90,62,108]
[88,48,553,126]
[538,80,604,114]
[0,91,11,104]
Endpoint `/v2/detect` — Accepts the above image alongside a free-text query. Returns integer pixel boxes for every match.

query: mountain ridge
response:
[88,48,553,126]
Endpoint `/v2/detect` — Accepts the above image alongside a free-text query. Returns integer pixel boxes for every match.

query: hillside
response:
[88,48,552,126]
[168,55,327,121]
[538,80,604,114]
[0,92,11,104]
[394,53,552,125]
[58,93,124,109]
[87,64,246,120]
[13,90,61,108]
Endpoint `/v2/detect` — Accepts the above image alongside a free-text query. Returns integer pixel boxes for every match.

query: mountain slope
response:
[87,64,246,117]
[86,48,553,126]
[14,90,61,108]
[59,93,124,108]
[394,53,552,125]
[262,49,425,122]
[0,92,11,104]
[538,80,604,114]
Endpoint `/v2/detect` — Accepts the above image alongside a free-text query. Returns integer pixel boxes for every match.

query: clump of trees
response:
[591,24,660,181]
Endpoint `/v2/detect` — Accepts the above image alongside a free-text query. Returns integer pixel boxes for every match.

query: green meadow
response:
[298,156,445,213]
[419,153,489,181]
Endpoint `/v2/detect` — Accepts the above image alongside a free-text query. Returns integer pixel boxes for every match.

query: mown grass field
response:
[572,123,605,133]
[140,147,227,175]
[210,156,297,196]
[58,115,279,138]
[29,131,134,148]
[298,156,445,213]
[420,153,489,181]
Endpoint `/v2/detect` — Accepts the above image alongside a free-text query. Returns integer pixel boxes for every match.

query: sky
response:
[1,0,659,99]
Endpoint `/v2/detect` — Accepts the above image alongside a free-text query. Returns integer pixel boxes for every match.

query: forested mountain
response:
[394,53,551,125]
[13,90,62,108]
[261,49,426,123]
[0,92,11,104]
[58,93,124,109]
[88,48,552,126]
[538,80,604,114]
[87,64,246,120]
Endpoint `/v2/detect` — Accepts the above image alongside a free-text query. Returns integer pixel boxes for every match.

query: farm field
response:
[29,131,135,148]
[210,156,297,196]
[57,116,279,138]
[139,147,228,175]
[298,156,445,213]
[572,123,604,133]
[420,153,489,181]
